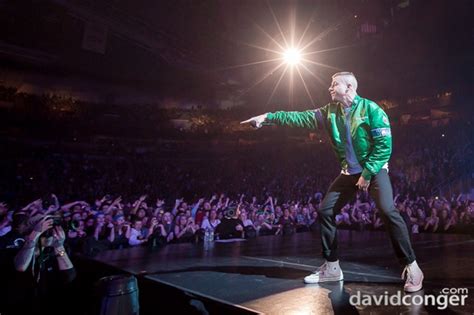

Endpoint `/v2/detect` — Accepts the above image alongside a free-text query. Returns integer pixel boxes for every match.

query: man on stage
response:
[241,72,424,292]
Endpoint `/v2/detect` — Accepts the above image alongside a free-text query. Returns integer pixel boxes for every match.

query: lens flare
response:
[220,5,351,106]
[283,48,302,65]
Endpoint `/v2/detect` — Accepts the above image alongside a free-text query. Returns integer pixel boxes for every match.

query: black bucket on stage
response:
[98,275,139,315]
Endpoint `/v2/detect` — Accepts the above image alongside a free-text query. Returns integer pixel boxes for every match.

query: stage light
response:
[222,3,344,106]
[283,48,301,65]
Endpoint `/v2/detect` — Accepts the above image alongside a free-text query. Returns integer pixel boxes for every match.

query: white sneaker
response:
[402,260,424,293]
[304,260,344,284]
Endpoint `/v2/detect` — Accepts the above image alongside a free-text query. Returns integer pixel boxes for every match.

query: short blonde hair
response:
[332,72,358,91]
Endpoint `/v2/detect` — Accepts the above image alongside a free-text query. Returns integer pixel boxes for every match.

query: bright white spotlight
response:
[283,48,301,65]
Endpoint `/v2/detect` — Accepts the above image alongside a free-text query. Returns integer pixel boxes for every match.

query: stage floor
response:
[91,230,474,314]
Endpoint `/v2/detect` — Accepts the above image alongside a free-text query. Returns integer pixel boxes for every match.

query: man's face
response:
[328,76,348,102]
[116,216,125,225]
[133,221,143,230]
[18,222,29,235]
[137,209,146,218]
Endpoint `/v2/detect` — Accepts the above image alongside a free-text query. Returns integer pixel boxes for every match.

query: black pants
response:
[317,169,416,265]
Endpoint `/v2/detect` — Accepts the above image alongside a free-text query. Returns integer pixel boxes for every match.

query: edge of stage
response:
[77,230,474,314]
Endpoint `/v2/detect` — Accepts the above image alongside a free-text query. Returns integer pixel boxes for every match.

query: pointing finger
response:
[240,118,253,124]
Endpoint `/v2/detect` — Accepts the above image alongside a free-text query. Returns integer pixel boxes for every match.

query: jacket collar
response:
[351,94,361,109]
[336,94,360,112]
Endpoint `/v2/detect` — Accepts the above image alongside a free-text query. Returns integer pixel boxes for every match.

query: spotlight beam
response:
[295,65,315,107]
[266,0,290,48]
[254,23,286,51]
[241,42,283,55]
[218,57,284,71]
[301,58,341,70]
[226,7,352,106]
[288,65,294,105]
[296,10,317,48]
[300,14,354,52]
[300,21,344,52]
[266,65,289,105]
[226,36,284,55]
[301,44,355,56]
[299,63,326,86]
[239,62,286,97]
[289,7,296,46]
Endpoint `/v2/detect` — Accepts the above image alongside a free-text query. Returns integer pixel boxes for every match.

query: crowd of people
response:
[0,87,472,314]
[0,114,472,257]
[0,93,472,315]
[1,185,472,254]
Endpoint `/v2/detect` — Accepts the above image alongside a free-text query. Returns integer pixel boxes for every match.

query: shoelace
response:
[314,262,328,274]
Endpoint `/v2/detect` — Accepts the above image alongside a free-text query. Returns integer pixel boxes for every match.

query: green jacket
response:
[266,95,392,181]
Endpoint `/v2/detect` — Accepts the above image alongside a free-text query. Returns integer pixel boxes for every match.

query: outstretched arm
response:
[240,106,328,130]
[191,198,204,219]
[131,195,147,215]
[266,110,319,129]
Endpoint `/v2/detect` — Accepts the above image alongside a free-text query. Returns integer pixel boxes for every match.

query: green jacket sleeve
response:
[266,106,327,130]
[361,103,392,181]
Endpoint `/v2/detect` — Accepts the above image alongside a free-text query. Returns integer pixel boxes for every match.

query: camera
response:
[223,206,237,219]
[43,216,62,238]
[51,216,62,226]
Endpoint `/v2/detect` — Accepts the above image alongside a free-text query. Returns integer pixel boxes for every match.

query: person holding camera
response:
[111,215,131,249]
[174,215,198,243]
[161,212,175,243]
[144,216,169,247]
[215,207,244,239]
[3,215,76,315]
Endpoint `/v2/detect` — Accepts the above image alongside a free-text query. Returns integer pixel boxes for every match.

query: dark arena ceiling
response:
[0,0,472,107]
